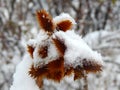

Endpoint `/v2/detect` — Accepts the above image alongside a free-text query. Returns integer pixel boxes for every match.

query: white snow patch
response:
[53,30,103,68]
[33,38,59,67]
[84,30,110,48]
[35,30,49,43]
[53,13,76,26]
[27,39,36,47]
[10,54,39,90]
[28,30,59,67]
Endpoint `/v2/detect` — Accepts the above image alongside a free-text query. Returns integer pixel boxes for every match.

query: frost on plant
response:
[10,10,103,90]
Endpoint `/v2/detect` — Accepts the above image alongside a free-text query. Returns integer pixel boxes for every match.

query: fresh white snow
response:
[53,30,103,68]
[10,54,39,90]
[53,13,76,26]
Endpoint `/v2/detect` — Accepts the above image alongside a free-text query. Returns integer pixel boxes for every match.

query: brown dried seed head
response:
[29,65,47,88]
[47,57,64,82]
[52,37,66,56]
[38,46,48,58]
[82,59,103,73]
[29,65,48,78]
[36,76,43,88]
[27,45,34,58]
[29,57,64,83]
[36,9,55,33]
[74,66,85,80]
[64,67,73,76]
[56,20,72,32]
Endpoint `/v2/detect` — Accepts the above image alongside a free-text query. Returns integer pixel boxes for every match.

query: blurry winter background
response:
[0,0,120,90]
